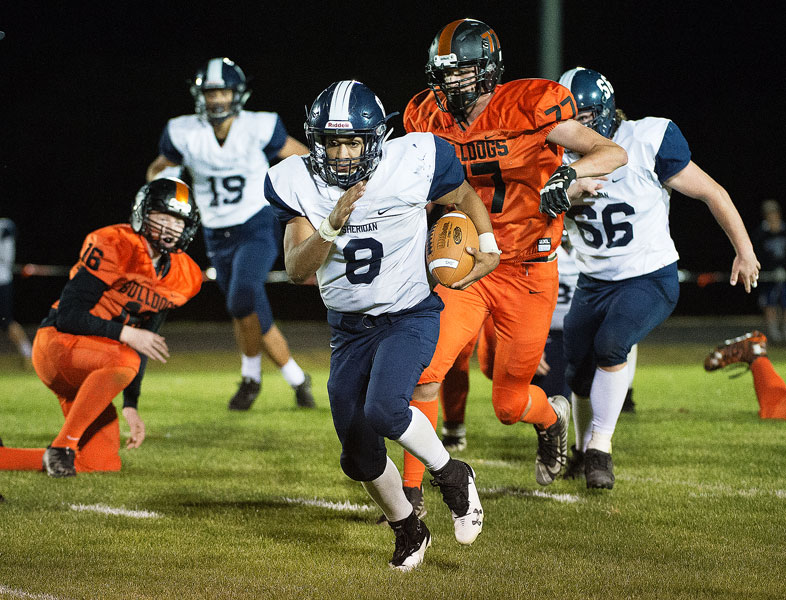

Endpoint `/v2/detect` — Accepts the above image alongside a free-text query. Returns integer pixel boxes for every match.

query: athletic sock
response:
[751,357,786,419]
[394,407,449,473]
[51,365,136,450]
[403,398,438,488]
[0,447,46,470]
[241,353,262,382]
[280,357,306,387]
[587,365,629,452]
[361,456,413,523]
[519,384,556,429]
[571,393,592,452]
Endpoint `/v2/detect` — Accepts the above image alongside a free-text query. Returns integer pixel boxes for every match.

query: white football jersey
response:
[266,133,460,315]
[552,244,579,331]
[563,117,686,280]
[163,111,283,228]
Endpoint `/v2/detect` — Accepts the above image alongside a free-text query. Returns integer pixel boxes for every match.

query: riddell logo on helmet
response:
[326,121,353,129]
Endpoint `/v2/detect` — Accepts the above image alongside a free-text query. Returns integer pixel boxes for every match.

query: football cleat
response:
[562,445,585,480]
[430,459,483,545]
[43,446,76,478]
[388,512,432,572]
[704,331,767,372]
[441,422,467,452]
[376,486,427,525]
[294,373,316,408]
[534,395,570,485]
[585,449,615,489]
[228,377,261,411]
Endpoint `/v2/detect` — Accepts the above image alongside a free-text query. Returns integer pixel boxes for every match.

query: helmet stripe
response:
[438,20,464,56]
[205,58,225,87]
[558,67,582,89]
[327,80,354,121]
[174,180,190,205]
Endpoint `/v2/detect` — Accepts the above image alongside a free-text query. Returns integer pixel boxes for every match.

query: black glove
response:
[539,165,577,217]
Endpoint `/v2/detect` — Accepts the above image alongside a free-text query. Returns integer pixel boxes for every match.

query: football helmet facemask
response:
[558,67,617,138]
[426,19,504,123]
[190,57,251,124]
[131,178,200,254]
[304,80,397,189]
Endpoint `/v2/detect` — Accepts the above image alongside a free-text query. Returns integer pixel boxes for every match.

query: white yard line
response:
[480,486,582,504]
[282,497,374,512]
[622,475,786,499]
[69,503,162,518]
[0,585,67,600]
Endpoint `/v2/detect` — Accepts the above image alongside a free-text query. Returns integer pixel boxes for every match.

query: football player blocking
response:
[400,19,627,506]
[0,179,202,477]
[265,80,501,571]
[146,57,315,412]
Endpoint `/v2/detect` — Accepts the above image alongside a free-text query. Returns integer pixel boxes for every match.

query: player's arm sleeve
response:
[427,136,465,201]
[158,124,184,164]
[122,308,169,409]
[262,115,289,161]
[54,268,124,340]
[264,173,305,225]
[654,121,692,183]
[535,83,577,132]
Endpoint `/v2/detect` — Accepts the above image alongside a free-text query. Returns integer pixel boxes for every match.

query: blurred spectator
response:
[0,218,33,365]
[752,199,786,343]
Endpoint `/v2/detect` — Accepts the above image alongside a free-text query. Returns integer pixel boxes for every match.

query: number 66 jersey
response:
[563,117,690,281]
[264,132,465,315]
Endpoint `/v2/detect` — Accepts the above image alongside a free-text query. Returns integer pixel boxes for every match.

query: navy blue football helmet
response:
[304,80,397,189]
[190,58,251,124]
[425,19,504,122]
[558,67,617,138]
[131,178,200,253]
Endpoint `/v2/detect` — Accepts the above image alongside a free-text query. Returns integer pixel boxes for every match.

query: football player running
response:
[401,19,627,503]
[147,57,315,412]
[558,67,759,488]
[264,80,499,571]
[0,179,202,477]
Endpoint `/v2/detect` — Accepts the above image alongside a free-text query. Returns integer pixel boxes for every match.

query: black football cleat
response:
[228,377,261,411]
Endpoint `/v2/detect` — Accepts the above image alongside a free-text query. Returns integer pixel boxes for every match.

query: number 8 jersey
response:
[563,117,690,281]
[264,133,465,315]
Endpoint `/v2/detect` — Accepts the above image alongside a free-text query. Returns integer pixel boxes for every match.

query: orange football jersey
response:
[52,224,202,326]
[405,79,577,262]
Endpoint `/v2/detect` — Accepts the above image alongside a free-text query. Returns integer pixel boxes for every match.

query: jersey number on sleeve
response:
[343,238,383,284]
[567,202,634,249]
[81,243,104,270]
[208,175,246,207]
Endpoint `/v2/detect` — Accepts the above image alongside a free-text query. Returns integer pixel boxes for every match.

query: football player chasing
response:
[0,178,202,477]
[400,19,627,507]
[147,57,315,412]
[265,80,500,571]
[558,67,759,488]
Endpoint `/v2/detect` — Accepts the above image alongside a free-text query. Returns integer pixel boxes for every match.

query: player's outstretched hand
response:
[328,181,366,231]
[120,326,170,363]
[730,251,761,294]
[539,165,577,217]
[569,176,607,205]
[450,247,500,290]
[122,407,146,449]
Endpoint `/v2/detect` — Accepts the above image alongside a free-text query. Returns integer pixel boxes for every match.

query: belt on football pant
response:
[523,251,557,263]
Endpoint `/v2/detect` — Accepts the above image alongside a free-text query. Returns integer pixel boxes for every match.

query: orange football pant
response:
[0,326,138,473]
[751,356,786,419]
[403,260,558,487]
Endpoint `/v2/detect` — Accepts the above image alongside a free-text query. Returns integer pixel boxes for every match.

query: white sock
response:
[394,407,450,472]
[20,339,32,359]
[280,357,305,387]
[587,365,629,453]
[627,344,638,388]
[241,354,262,382]
[361,456,412,523]
[571,393,592,452]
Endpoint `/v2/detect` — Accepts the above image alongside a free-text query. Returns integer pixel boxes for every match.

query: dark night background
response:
[1,1,782,324]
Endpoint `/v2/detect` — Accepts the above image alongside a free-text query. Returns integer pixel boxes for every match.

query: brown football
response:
[426,211,479,287]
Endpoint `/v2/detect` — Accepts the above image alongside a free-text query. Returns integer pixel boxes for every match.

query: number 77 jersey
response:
[404,78,577,263]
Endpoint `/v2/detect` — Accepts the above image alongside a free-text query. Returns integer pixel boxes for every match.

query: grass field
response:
[1,336,785,599]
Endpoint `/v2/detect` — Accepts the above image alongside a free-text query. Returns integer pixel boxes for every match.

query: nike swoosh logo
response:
[529,290,543,294]
[377,207,395,215]
[612,177,625,183]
